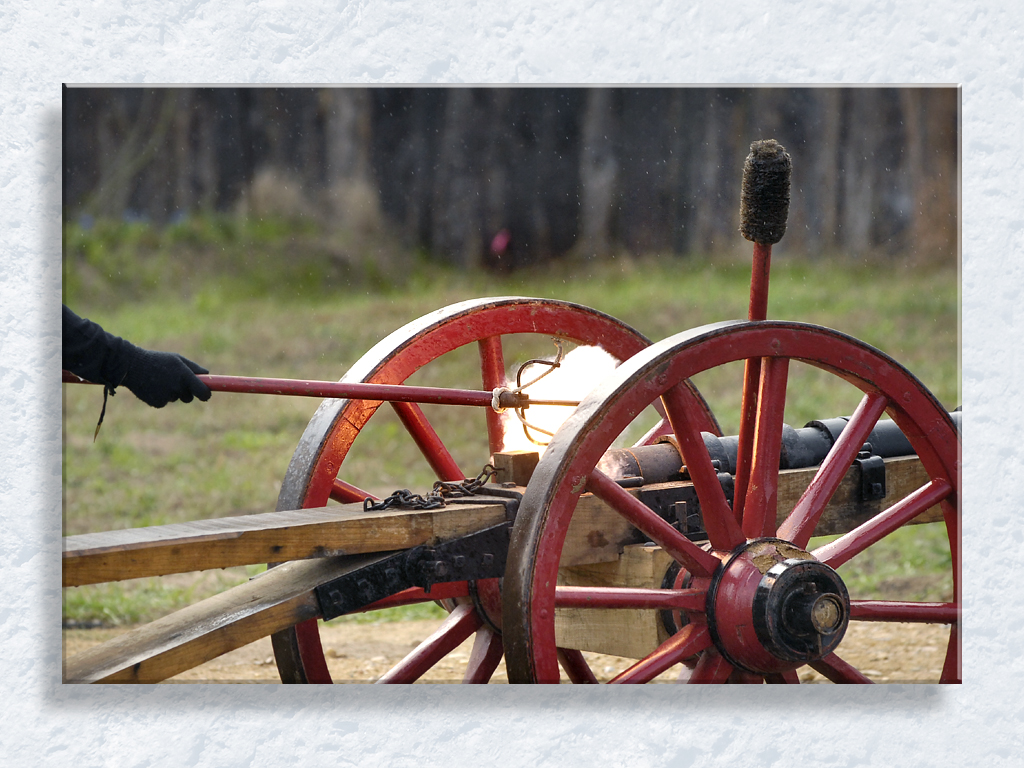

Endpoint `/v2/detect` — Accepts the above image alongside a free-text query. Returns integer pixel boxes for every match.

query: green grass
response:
[62,216,959,626]
[811,523,955,603]
[63,569,255,626]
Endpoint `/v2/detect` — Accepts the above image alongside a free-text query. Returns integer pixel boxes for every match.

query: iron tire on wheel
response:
[502,320,960,684]
[271,296,719,683]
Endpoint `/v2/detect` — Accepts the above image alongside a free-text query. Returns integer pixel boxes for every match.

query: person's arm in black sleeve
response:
[62,305,212,408]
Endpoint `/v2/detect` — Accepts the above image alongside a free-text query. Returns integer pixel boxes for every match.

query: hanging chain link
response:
[363,465,498,512]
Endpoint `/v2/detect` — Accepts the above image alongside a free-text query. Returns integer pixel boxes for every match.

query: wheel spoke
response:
[291,619,333,684]
[850,600,959,624]
[330,479,376,504]
[390,401,464,482]
[375,603,483,684]
[275,298,658,684]
[778,391,889,547]
[686,647,733,683]
[587,469,721,577]
[661,384,745,550]
[478,336,507,456]
[941,621,961,684]
[557,648,599,684]
[555,585,705,612]
[765,670,801,684]
[635,417,673,447]
[808,653,874,684]
[733,357,763,522]
[741,356,790,539]
[812,478,952,569]
[634,397,672,447]
[462,626,504,683]
[609,624,712,684]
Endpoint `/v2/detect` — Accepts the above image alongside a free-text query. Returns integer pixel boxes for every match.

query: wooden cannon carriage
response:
[62,142,960,684]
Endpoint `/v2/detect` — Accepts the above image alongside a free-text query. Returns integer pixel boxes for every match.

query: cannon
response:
[62,142,960,684]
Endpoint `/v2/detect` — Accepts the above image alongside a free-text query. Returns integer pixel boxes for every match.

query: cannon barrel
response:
[598,410,962,486]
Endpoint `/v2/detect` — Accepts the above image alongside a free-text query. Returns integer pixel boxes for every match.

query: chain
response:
[363,465,498,512]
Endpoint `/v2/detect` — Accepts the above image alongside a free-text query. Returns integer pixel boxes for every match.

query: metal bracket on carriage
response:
[635,474,736,544]
[854,447,887,502]
[314,521,513,622]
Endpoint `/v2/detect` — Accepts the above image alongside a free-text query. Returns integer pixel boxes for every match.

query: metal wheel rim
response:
[271,297,718,683]
[502,320,960,684]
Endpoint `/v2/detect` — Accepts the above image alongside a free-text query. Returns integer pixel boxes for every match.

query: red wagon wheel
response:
[270,297,719,683]
[502,320,960,684]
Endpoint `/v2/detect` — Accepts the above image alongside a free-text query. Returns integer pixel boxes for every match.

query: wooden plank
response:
[64,457,938,588]
[64,553,390,683]
[778,455,941,535]
[555,545,675,659]
[63,501,508,587]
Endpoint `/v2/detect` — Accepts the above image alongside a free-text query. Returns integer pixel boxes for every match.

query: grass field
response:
[62,218,959,626]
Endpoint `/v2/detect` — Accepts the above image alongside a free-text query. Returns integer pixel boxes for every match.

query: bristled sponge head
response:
[739,139,792,245]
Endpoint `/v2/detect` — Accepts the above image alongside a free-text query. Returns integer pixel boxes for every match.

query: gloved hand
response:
[121,346,213,408]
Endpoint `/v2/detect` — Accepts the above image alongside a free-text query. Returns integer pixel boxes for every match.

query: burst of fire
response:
[499,345,618,455]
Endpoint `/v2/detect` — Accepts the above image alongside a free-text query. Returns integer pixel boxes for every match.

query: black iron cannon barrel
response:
[600,410,962,486]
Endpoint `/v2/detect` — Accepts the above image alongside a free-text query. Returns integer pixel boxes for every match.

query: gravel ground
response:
[63,619,950,684]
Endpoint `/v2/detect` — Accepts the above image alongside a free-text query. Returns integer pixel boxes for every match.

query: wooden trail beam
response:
[64,553,391,683]
[63,500,509,587]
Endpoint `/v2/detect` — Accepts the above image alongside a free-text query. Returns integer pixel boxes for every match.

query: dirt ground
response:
[63,619,950,684]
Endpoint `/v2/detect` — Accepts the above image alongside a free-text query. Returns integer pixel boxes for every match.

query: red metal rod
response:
[554,585,706,612]
[741,356,789,539]
[62,370,578,410]
[733,241,774,522]
[748,241,773,321]
[849,600,960,624]
[64,369,496,408]
[201,374,497,407]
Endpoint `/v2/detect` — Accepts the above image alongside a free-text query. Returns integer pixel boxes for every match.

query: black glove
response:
[121,345,213,408]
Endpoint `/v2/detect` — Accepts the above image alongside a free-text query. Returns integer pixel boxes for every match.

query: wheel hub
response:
[707,539,850,674]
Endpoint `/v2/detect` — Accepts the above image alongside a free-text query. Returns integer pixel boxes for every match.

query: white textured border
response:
[3,2,1021,765]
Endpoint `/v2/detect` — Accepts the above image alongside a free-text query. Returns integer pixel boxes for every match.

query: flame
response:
[499,345,618,455]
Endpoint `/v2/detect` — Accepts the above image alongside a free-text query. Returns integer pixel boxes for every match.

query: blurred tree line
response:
[63,86,957,268]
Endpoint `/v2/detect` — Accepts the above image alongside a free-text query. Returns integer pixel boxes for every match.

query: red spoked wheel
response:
[271,297,719,683]
[502,320,960,684]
